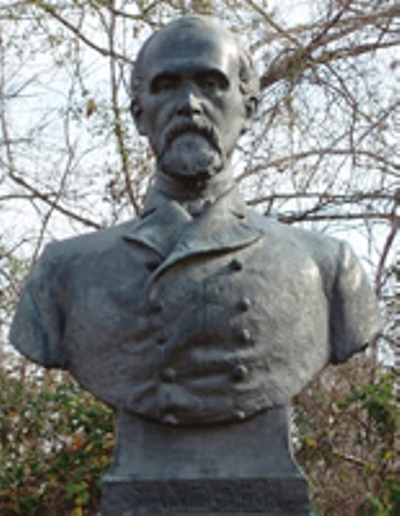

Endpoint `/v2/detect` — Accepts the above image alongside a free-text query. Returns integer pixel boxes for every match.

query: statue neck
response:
[153,168,234,202]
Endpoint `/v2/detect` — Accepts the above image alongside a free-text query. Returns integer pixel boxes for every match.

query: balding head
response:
[131,16,259,121]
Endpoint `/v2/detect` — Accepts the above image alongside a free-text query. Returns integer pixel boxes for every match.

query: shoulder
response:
[43,218,140,264]
[248,210,343,262]
[247,211,380,360]
[246,210,363,294]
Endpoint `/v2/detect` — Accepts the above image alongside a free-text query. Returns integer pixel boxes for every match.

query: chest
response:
[65,238,326,341]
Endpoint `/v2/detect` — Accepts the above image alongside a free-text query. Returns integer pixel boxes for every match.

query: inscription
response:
[102,478,310,514]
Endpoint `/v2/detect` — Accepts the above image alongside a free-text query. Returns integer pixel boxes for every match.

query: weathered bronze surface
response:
[10,15,380,514]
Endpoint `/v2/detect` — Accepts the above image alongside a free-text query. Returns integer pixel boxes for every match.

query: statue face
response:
[135,23,252,180]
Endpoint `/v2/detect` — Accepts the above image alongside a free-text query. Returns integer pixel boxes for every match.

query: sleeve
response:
[330,241,381,364]
[9,243,66,368]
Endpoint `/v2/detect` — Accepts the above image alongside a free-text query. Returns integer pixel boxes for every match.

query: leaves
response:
[294,358,399,514]
[0,361,113,514]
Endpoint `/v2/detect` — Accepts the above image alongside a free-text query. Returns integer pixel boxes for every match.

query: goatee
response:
[159,132,223,180]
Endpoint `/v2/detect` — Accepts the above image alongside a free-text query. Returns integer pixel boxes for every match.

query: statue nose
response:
[176,82,202,116]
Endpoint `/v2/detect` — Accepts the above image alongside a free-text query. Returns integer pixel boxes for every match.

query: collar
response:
[123,185,261,281]
[140,182,247,220]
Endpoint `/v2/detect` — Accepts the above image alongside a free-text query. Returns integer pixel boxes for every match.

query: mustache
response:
[160,119,222,155]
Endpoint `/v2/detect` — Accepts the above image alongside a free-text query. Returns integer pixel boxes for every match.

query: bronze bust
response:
[10,15,380,514]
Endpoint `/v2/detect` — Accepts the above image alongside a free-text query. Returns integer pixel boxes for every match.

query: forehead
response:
[142,24,240,80]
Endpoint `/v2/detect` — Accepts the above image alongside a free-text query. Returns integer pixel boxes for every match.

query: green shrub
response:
[0,360,113,515]
[294,358,399,515]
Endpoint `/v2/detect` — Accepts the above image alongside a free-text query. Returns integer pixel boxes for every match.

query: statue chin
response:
[159,133,223,180]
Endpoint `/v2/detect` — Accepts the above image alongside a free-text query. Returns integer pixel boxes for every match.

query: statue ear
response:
[130,100,146,136]
[242,96,258,132]
[246,95,258,127]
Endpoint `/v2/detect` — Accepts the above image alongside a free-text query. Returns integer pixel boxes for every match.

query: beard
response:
[159,133,223,180]
[157,119,224,180]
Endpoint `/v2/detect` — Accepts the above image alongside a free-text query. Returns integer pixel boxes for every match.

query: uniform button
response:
[230,258,243,271]
[239,328,252,343]
[187,200,204,216]
[162,413,179,425]
[235,410,246,420]
[156,333,167,345]
[238,298,251,312]
[146,260,160,272]
[231,364,248,382]
[149,300,163,314]
[160,367,177,383]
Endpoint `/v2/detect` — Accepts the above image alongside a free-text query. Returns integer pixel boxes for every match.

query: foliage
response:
[0,358,113,515]
[294,356,399,515]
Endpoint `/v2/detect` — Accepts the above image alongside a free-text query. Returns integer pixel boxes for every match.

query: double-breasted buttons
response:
[149,299,163,314]
[239,327,252,343]
[146,260,161,272]
[160,367,177,383]
[231,364,248,382]
[230,258,243,271]
[238,298,251,312]
[162,413,179,425]
[156,333,167,345]
[235,410,246,420]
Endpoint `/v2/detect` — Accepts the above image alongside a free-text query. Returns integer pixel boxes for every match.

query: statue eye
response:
[200,77,219,90]
[151,75,179,93]
[196,72,228,92]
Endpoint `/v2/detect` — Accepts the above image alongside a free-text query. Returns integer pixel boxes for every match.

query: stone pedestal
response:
[101,407,310,515]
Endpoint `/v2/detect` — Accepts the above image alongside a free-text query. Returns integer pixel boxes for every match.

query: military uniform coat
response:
[10,187,380,425]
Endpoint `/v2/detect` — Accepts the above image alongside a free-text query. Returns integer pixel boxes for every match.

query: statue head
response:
[130,15,259,182]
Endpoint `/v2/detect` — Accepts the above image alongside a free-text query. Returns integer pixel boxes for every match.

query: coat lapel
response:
[123,194,192,258]
[123,187,263,280]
